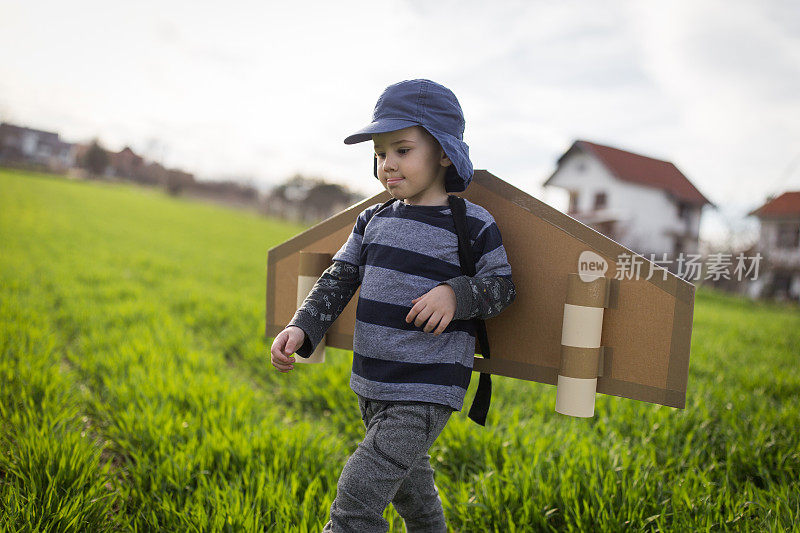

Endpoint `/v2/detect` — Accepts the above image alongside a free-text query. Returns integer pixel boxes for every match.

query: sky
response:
[1,0,799,246]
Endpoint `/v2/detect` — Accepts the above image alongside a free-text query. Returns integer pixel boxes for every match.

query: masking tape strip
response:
[471,357,684,408]
[664,281,694,408]
[560,345,605,379]
[565,273,610,308]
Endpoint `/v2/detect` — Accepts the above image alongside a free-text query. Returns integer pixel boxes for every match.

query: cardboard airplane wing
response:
[266,170,694,415]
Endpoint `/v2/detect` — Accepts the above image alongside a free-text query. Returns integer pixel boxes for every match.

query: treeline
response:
[0,122,367,224]
[73,140,365,224]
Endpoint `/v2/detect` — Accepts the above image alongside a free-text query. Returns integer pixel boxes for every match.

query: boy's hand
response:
[406,284,457,335]
[270,326,305,373]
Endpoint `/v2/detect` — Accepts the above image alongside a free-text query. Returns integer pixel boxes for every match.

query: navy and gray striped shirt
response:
[288,198,515,411]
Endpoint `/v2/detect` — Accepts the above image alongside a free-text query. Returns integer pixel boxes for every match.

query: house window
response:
[594,192,607,210]
[674,237,684,257]
[777,222,800,249]
[677,202,691,221]
[568,191,579,214]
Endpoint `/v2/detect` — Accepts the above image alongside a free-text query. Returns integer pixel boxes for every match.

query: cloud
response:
[626,1,800,201]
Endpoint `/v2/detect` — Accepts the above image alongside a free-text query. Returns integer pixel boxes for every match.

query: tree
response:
[82,139,109,175]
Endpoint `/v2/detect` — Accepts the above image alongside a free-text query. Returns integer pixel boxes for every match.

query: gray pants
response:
[322,394,454,533]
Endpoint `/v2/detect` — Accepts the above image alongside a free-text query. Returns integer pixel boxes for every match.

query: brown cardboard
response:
[559,346,604,379]
[565,274,611,307]
[299,251,333,277]
[266,169,695,409]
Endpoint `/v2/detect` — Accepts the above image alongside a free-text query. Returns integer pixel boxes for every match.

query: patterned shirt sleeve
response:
[287,260,361,358]
[441,275,516,320]
[286,204,383,357]
[439,213,516,320]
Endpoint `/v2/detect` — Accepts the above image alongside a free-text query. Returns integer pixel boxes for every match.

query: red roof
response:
[546,140,714,207]
[748,191,800,218]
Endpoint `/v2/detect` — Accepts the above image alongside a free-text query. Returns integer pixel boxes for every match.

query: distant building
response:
[544,140,714,265]
[140,161,167,186]
[0,122,75,172]
[107,146,146,180]
[164,168,195,195]
[747,191,800,301]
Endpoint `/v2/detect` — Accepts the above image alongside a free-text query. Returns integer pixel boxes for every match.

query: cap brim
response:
[344,118,420,144]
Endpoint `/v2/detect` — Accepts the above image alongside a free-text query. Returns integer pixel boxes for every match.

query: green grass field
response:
[1,168,798,532]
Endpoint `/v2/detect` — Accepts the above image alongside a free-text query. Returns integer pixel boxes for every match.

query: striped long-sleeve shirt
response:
[288,198,515,411]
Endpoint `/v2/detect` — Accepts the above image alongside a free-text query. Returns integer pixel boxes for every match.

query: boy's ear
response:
[440,149,452,167]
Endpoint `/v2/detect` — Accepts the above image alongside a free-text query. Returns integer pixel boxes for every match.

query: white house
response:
[747,191,800,301]
[0,122,75,172]
[543,140,714,264]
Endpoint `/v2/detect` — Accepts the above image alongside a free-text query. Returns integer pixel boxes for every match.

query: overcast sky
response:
[2,0,799,244]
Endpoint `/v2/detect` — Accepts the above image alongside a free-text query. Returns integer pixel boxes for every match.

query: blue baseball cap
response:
[344,79,474,193]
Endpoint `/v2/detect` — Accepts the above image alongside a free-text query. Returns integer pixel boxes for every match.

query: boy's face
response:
[373,126,453,206]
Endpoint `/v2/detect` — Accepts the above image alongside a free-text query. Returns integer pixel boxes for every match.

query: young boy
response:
[270,79,515,532]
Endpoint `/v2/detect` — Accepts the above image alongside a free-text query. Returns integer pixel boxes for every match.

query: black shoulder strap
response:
[373,197,396,216]
[365,198,397,228]
[447,195,493,427]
